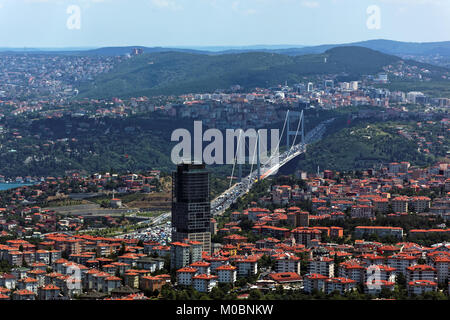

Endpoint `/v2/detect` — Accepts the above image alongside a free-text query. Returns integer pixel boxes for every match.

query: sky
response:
[0,0,449,48]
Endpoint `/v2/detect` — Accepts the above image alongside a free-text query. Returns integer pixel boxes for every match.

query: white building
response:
[236,257,258,278]
[216,265,237,284]
[430,255,450,284]
[338,262,365,284]
[406,265,437,283]
[308,257,334,278]
[325,277,356,295]
[192,274,218,293]
[406,91,425,104]
[364,280,395,295]
[275,254,301,275]
[387,254,418,275]
[190,261,211,276]
[176,267,197,286]
[303,273,328,293]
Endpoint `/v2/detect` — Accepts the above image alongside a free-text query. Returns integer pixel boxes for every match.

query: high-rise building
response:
[172,163,211,254]
[297,211,310,227]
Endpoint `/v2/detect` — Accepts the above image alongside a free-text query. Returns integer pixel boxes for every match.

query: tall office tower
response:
[172,163,211,254]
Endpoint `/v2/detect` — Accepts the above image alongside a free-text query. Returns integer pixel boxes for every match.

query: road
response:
[113,211,172,243]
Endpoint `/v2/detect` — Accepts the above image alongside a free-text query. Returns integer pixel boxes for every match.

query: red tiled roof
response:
[176,267,197,273]
[269,272,302,282]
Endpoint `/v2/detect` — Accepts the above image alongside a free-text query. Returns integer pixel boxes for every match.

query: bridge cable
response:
[229,130,243,188]
[249,132,259,180]
[261,109,289,166]
[290,111,303,149]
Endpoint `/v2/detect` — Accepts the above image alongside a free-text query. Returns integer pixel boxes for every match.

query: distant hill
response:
[0,46,209,56]
[78,46,403,98]
[270,39,450,57]
[75,40,450,58]
[80,46,210,56]
[3,39,450,57]
[63,40,450,57]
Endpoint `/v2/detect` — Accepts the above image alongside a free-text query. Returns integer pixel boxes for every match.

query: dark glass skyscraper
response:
[171,163,211,254]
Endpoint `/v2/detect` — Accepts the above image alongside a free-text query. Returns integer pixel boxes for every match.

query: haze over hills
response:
[261,39,450,57]
[2,39,450,57]
[78,46,443,99]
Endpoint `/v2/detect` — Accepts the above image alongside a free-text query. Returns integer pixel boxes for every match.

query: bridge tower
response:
[238,163,242,182]
[257,133,261,181]
[237,133,261,182]
[286,110,305,148]
[237,132,261,182]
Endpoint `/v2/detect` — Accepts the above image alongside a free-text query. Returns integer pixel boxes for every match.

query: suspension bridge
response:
[211,110,335,216]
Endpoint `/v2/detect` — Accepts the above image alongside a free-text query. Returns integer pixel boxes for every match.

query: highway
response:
[210,118,335,216]
[114,211,172,242]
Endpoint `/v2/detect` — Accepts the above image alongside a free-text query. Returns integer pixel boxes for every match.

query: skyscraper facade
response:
[172,163,211,254]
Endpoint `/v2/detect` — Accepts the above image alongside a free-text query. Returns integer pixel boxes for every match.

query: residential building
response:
[216,265,237,284]
[308,257,334,277]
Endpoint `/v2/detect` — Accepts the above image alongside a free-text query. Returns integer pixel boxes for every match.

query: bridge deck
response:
[211,118,334,216]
